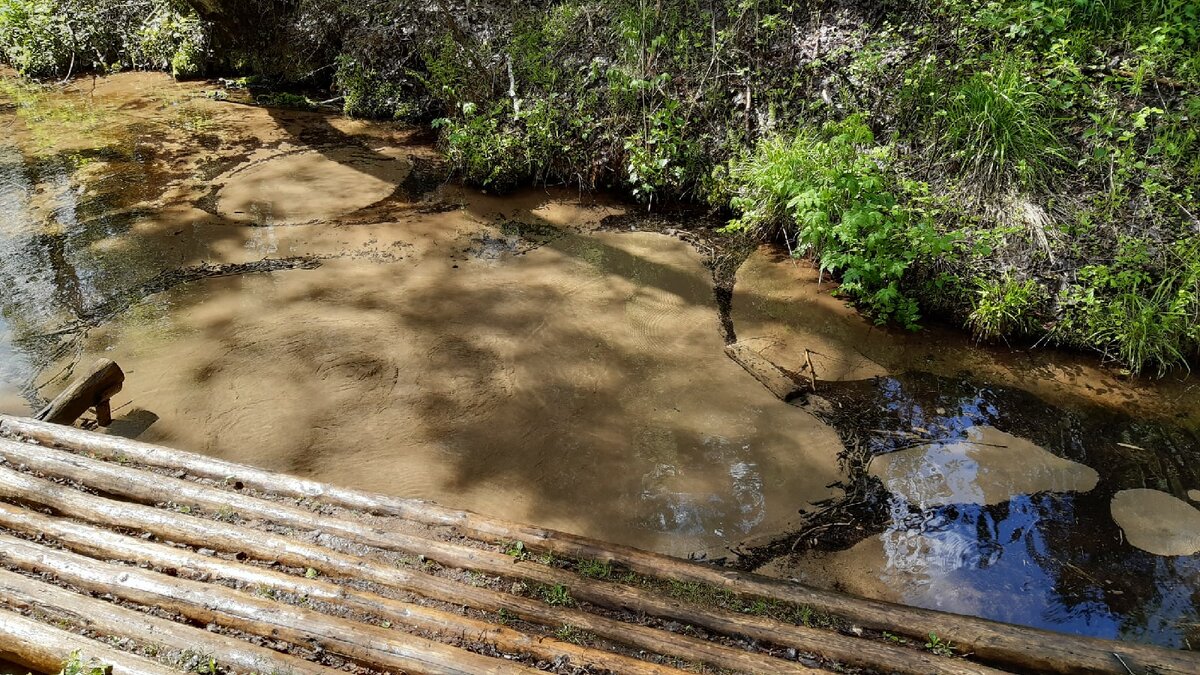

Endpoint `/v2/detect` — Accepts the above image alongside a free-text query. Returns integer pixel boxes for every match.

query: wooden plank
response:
[6,417,1196,674]
[34,359,124,426]
[0,606,180,675]
[0,439,996,675]
[0,532,538,675]
[0,460,820,675]
[0,567,341,675]
[0,503,687,675]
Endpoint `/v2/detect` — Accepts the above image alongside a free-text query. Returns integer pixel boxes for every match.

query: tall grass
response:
[942,57,1065,188]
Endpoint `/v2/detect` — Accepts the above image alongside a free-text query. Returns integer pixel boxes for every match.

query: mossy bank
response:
[4,0,1198,374]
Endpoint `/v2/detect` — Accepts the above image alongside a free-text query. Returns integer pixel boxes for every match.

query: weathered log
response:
[0,606,180,675]
[0,532,537,675]
[0,502,686,675]
[724,342,805,401]
[34,359,124,426]
[0,462,841,675]
[6,418,1194,675]
[0,440,995,675]
[0,566,340,675]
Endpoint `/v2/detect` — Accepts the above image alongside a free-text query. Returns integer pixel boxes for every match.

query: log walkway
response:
[0,415,1197,674]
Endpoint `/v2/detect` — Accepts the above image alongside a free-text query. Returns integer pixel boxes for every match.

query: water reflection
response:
[638,433,769,540]
[796,373,1200,648]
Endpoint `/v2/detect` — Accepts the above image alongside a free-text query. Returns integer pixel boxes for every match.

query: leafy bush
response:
[336,56,421,121]
[1055,237,1200,373]
[0,0,209,78]
[434,103,532,191]
[724,116,960,328]
[0,0,72,77]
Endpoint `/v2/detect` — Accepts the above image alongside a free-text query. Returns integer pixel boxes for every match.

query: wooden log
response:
[0,606,180,675]
[0,463,826,675]
[7,419,1193,675]
[0,532,538,675]
[0,441,995,675]
[0,503,687,675]
[724,342,805,401]
[34,360,124,426]
[0,566,342,675]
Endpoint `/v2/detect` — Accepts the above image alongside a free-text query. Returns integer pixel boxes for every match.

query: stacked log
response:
[1,415,1197,675]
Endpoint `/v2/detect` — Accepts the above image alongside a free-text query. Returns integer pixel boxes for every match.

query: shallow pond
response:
[1,72,1198,650]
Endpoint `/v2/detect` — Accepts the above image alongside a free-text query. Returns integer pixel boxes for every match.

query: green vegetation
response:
[2,0,1197,373]
[554,623,592,645]
[540,583,575,607]
[58,652,111,675]
[720,116,959,328]
[576,558,613,579]
[0,0,208,79]
[925,632,958,657]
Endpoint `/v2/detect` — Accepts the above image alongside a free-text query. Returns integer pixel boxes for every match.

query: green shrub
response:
[434,103,532,191]
[0,0,209,78]
[336,56,420,121]
[942,55,1065,188]
[1056,236,1200,373]
[724,115,960,329]
[0,0,72,77]
[967,274,1043,339]
[133,2,207,76]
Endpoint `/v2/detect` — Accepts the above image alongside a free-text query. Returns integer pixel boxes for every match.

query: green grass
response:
[968,274,1043,340]
[540,583,575,607]
[576,558,613,579]
[942,56,1065,188]
[58,652,111,675]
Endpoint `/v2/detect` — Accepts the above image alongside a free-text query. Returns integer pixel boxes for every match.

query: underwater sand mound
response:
[869,426,1099,507]
[216,149,408,225]
[1111,488,1200,556]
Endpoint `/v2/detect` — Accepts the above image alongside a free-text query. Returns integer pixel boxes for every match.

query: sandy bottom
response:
[72,225,843,554]
[216,148,410,225]
[1111,489,1200,556]
[869,426,1099,507]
